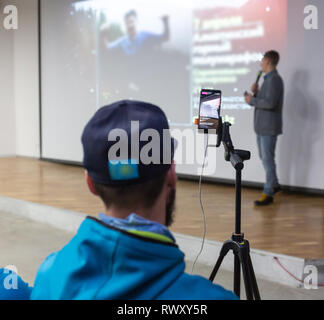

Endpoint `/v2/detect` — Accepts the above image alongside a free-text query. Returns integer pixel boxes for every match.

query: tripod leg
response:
[240,249,254,300]
[247,254,261,300]
[209,255,224,282]
[233,253,241,298]
[209,241,232,282]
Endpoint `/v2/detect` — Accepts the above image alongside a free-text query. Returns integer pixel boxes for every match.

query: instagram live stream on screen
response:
[198,90,221,130]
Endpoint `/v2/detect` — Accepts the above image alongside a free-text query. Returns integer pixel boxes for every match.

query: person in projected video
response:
[100,10,170,101]
[107,10,170,56]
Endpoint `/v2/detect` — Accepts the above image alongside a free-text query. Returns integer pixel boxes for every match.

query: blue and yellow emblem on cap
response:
[108,159,139,181]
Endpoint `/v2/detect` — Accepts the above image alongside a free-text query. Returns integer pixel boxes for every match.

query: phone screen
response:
[198,90,221,131]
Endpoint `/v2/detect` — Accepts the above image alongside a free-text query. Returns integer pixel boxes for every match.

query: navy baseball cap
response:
[81,100,176,187]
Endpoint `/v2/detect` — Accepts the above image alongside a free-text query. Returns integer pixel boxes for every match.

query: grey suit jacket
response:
[250,69,284,136]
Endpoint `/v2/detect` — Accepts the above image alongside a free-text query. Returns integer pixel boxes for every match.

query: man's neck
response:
[128,32,137,41]
[102,185,168,226]
[266,67,276,74]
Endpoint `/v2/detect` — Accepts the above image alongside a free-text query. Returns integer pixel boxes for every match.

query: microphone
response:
[256,70,262,85]
[253,71,262,97]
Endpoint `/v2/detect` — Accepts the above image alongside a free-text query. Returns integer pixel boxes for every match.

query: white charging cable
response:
[191,134,209,274]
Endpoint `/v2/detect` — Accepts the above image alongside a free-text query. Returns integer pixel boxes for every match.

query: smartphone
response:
[198,89,221,132]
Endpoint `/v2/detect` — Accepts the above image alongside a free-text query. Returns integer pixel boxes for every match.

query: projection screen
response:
[40,0,324,191]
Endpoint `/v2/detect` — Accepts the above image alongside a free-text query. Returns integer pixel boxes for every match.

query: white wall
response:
[0,1,16,156]
[0,0,40,158]
[13,0,40,157]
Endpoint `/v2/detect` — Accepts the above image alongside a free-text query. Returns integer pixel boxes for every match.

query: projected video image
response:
[66,0,287,126]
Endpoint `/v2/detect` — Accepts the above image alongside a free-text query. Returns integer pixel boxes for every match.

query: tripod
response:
[208,120,261,300]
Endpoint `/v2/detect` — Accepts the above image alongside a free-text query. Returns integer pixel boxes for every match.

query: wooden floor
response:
[0,157,323,259]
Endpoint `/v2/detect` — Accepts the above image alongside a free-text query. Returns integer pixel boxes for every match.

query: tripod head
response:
[216,117,251,171]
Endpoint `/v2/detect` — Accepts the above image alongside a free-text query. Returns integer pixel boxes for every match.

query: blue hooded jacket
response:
[0,269,32,300]
[31,217,237,300]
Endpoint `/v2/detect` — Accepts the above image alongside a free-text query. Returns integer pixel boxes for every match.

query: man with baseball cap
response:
[31,100,237,300]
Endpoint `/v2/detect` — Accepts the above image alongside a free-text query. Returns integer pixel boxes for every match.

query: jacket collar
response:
[264,69,277,80]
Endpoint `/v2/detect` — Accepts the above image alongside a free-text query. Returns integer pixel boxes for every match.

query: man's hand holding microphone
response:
[244,71,262,105]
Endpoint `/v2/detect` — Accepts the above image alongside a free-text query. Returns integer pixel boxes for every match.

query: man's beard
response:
[165,188,176,227]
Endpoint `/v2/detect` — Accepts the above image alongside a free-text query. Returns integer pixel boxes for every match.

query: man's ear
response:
[85,171,99,196]
[166,161,177,189]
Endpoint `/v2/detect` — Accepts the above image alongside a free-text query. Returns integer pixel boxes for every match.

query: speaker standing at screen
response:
[245,51,284,206]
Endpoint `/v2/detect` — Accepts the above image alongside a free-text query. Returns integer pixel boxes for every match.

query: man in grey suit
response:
[245,51,284,206]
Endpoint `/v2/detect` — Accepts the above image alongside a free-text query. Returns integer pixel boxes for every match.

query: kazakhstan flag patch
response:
[108,159,139,181]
